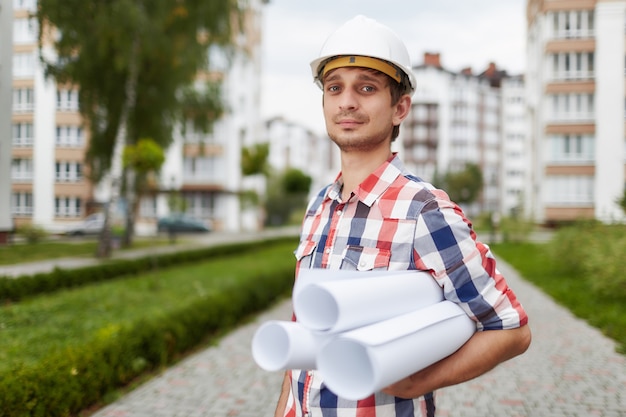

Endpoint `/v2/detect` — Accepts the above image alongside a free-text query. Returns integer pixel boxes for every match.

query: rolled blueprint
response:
[317,301,476,400]
[251,320,329,371]
[294,271,443,333]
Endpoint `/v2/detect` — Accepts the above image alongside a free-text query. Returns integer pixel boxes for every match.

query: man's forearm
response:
[274,371,291,417]
[383,324,531,399]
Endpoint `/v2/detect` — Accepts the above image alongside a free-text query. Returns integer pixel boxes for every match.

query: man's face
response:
[322,67,404,153]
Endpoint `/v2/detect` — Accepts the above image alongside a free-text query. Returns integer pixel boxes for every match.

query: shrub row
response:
[0,242,296,417]
[0,236,296,303]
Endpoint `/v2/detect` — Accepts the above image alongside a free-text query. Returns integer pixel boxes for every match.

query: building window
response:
[12,123,34,147]
[184,192,215,218]
[11,158,34,182]
[545,175,594,205]
[548,134,595,163]
[550,10,594,39]
[55,161,83,182]
[12,0,37,11]
[55,197,82,217]
[56,89,80,111]
[549,93,594,121]
[183,155,224,182]
[12,52,35,78]
[12,88,35,112]
[139,196,158,218]
[549,52,594,80]
[56,125,84,147]
[11,192,33,216]
[13,17,38,44]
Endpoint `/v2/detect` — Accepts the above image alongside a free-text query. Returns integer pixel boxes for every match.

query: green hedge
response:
[0,241,296,417]
[0,237,296,302]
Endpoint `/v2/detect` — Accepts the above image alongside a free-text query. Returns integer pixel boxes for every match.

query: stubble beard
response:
[328,113,392,153]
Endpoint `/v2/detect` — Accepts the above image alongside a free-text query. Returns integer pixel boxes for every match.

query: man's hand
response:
[383,325,531,399]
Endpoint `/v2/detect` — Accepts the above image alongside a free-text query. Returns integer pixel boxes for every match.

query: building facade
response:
[1,0,15,243]
[526,0,626,224]
[403,53,523,218]
[9,0,268,235]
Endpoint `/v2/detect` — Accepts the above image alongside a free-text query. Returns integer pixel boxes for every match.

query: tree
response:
[265,168,312,226]
[437,163,483,206]
[122,138,165,246]
[241,143,270,177]
[37,0,242,256]
[616,187,626,216]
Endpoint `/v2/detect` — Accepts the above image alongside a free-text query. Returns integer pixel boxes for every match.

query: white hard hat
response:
[310,15,416,95]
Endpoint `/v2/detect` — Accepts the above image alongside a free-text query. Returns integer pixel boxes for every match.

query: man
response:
[275,15,531,417]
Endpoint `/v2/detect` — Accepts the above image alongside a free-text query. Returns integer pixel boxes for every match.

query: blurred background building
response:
[4,0,626,238]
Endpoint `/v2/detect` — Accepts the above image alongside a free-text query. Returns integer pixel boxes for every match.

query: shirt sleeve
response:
[412,194,528,331]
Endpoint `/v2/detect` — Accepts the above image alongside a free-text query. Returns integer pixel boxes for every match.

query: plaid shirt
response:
[284,154,528,417]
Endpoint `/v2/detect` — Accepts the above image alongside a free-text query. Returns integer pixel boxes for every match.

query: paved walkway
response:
[87,258,626,417]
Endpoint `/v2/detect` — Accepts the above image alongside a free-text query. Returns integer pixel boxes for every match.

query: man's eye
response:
[327,85,340,92]
[361,86,375,92]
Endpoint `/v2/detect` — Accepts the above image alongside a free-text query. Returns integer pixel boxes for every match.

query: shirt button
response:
[337,210,343,216]
[359,261,366,267]
[325,248,331,254]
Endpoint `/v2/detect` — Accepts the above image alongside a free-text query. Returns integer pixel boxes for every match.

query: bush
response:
[15,225,47,244]
[547,221,626,298]
[0,237,297,302]
[0,240,296,417]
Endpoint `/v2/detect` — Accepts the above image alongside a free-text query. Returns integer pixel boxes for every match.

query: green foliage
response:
[264,169,312,226]
[0,239,296,416]
[37,0,242,181]
[167,192,188,213]
[15,225,48,244]
[434,163,483,205]
[241,143,270,177]
[492,233,626,353]
[0,237,297,302]
[547,222,626,297]
[499,216,534,243]
[123,138,165,174]
[616,187,626,215]
[282,168,313,195]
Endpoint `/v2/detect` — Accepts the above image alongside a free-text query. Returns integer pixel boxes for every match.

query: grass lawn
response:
[0,240,296,372]
[492,242,626,354]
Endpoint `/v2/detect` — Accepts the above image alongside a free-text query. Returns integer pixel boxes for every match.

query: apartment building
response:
[8,0,267,235]
[264,116,338,195]
[403,53,518,217]
[526,0,626,224]
[0,0,14,243]
[501,75,531,217]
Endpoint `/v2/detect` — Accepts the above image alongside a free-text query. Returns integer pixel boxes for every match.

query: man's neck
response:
[339,148,393,201]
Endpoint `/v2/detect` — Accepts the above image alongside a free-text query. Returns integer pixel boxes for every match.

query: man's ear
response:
[393,95,411,126]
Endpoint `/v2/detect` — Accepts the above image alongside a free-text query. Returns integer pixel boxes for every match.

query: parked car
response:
[65,213,105,236]
[157,213,212,233]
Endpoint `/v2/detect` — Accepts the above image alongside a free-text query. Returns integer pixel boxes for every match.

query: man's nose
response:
[337,89,358,111]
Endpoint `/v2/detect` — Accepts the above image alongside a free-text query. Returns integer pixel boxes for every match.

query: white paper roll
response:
[317,301,476,400]
[294,271,443,333]
[251,320,329,371]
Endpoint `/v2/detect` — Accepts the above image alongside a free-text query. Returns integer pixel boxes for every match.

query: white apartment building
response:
[526,0,626,224]
[0,0,15,244]
[403,53,516,217]
[501,75,531,217]
[263,116,338,196]
[9,0,268,234]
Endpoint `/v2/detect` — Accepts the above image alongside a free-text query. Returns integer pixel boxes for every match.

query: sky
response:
[260,0,527,135]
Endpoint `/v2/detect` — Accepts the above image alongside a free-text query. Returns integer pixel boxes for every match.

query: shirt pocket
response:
[341,245,391,271]
[294,239,318,269]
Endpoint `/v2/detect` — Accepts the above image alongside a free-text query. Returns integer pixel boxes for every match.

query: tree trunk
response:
[96,36,141,258]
